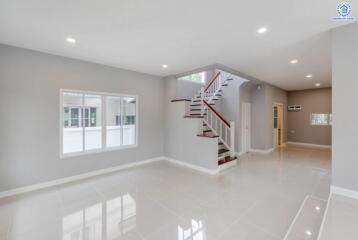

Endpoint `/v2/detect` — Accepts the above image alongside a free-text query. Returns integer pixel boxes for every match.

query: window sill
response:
[60,144,138,159]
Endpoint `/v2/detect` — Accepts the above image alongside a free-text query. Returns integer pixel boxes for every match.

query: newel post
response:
[230,121,235,157]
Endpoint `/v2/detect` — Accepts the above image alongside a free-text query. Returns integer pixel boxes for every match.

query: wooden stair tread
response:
[189,113,206,116]
[171,99,191,102]
[218,148,230,154]
[190,103,214,106]
[218,156,237,165]
[193,99,218,102]
[197,134,219,138]
[184,115,204,118]
[203,130,212,133]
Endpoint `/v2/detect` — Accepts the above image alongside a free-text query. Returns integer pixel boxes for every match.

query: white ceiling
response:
[0,0,355,90]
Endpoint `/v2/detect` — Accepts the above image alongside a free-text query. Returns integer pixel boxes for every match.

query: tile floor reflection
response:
[62,193,136,240]
[178,219,205,240]
[0,146,331,240]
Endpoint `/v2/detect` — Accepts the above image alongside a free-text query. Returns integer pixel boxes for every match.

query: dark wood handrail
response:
[203,100,230,127]
[171,98,191,102]
[204,72,221,92]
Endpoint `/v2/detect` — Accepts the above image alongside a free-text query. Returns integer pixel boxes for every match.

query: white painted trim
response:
[317,190,333,240]
[218,159,237,172]
[283,195,310,240]
[236,151,245,156]
[59,89,139,159]
[1,155,241,199]
[317,185,358,240]
[0,156,164,199]
[249,148,274,154]
[165,157,219,175]
[330,185,358,200]
[286,141,331,149]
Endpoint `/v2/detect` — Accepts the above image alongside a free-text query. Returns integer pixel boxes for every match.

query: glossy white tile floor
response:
[285,196,327,240]
[0,146,331,240]
[319,194,358,240]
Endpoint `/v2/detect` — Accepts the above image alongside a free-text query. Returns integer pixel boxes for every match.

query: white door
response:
[241,102,251,153]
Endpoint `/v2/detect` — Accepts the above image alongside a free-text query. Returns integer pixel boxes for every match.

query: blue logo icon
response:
[334,2,355,20]
[338,3,351,17]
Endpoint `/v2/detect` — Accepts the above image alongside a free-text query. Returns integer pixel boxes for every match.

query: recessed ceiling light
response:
[306,74,313,78]
[66,37,76,44]
[257,27,268,34]
[290,59,298,64]
[315,83,321,87]
[315,206,321,211]
[162,64,168,68]
[305,230,312,236]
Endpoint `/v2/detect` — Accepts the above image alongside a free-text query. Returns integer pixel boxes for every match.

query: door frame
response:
[273,102,284,148]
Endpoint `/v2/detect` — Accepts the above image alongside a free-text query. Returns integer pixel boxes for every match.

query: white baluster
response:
[200,88,204,116]
[230,121,235,157]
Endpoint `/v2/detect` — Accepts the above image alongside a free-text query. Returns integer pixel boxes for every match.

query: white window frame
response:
[310,113,332,126]
[60,89,139,158]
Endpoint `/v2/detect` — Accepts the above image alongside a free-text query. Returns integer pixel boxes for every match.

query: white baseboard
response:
[317,186,358,240]
[286,141,331,149]
[330,185,358,200]
[0,156,165,199]
[249,148,274,154]
[236,152,245,156]
[0,155,240,199]
[165,157,219,175]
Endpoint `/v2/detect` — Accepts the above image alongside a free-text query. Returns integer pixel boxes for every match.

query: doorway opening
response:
[273,103,284,147]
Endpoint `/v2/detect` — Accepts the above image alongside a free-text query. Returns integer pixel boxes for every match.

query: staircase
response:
[184,70,237,166]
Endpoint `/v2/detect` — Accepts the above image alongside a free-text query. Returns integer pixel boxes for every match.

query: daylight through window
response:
[61,90,137,156]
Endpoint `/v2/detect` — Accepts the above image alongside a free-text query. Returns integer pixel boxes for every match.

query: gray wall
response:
[287,88,332,145]
[176,80,203,99]
[250,85,269,149]
[0,44,164,192]
[250,84,288,150]
[219,77,247,152]
[163,77,218,170]
[332,23,358,192]
[174,69,217,100]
